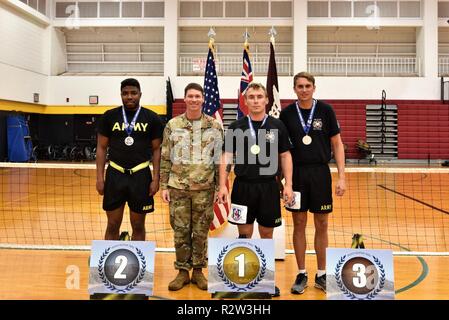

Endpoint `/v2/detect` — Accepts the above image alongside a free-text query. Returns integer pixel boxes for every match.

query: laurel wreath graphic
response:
[98,247,146,294]
[217,245,267,292]
[366,256,386,300]
[335,255,357,299]
[335,254,386,300]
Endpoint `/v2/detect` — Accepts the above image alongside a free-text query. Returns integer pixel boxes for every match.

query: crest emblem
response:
[265,131,276,143]
[313,119,323,130]
[232,208,242,221]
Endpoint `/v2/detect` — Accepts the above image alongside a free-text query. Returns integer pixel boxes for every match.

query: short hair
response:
[184,83,204,97]
[245,82,268,97]
[293,72,315,87]
[121,78,141,92]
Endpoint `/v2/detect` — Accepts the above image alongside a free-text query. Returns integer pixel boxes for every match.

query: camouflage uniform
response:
[160,113,223,270]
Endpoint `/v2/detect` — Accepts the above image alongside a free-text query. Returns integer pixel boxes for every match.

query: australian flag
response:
[202,44,229,231]
[237,43,253,119]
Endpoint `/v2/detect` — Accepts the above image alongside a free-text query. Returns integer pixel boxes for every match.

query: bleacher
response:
[397,102,449,159]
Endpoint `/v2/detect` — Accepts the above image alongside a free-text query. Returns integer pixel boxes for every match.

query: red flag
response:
[266,40,281,118]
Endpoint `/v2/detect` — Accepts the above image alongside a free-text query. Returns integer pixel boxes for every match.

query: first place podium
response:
[88,240,155,300]
[208,238,275,299]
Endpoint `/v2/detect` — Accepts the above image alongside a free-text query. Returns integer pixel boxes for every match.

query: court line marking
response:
[378,184,449,215]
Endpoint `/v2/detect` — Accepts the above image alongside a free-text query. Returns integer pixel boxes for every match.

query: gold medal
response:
[250,144,260,155]
[302,135,312,145]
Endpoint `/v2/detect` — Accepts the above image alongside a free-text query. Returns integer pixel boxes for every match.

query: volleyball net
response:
[0,162,448,254]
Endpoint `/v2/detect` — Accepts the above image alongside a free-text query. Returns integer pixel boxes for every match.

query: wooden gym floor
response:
[0,164,448,299]
[0,249,448,300]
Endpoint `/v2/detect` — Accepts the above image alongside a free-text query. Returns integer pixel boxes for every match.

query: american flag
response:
[237,42,253,119]
[202,42,229,231]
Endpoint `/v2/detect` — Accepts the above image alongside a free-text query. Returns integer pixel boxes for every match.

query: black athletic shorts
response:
[103,165,154,214]
[287,164,333,214]
[230,177,282,228]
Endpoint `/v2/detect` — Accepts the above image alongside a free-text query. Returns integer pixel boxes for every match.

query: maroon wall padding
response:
[331,104,366,159]
[398,104,449,159]
[170,98,449,160]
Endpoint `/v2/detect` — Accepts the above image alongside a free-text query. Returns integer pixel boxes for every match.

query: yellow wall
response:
[0,100,166,115]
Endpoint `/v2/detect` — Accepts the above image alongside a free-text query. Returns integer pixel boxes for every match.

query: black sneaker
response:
[291,273,308,294]
[271,286,280,297]
[314,274,326,292]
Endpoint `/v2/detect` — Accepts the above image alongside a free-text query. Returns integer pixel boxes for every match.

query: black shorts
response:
[230,177,282,228]
[287,164,333,214]
[103,166,154,214]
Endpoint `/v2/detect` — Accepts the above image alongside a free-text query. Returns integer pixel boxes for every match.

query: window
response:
[78,2,98,18]
[378,1,397,18]
[354,1,375,17]
[399,1,420,18]
[122,2,142,18]
[100,2,120,18]
[248,1,269,17]
[56,2,75,18]
[308,1,328,17]
[271,1,292,17]
[225,1,246,17]
[203,1,223,17]
[180,1,201,17]
[331,1,352,18]
[144,1,164,17]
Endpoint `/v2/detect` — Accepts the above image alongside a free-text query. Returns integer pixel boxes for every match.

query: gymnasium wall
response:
[0,2,48,103]
[0,2,48,75]
[47,76,166,106]
[45,76,443,107]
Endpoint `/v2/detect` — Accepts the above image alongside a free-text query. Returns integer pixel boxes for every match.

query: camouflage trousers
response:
[169,188,215,270]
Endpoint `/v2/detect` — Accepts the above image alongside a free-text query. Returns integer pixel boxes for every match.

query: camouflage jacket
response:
[160,113,223,190]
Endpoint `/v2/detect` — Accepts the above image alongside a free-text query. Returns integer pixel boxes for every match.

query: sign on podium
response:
[326,248,395,300]
[88,240,155,297]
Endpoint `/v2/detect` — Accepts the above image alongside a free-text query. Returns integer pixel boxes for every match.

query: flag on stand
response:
[237,41,253,119]
[266,39,281,118]
[202,39,229,231]
[166,77,174,121]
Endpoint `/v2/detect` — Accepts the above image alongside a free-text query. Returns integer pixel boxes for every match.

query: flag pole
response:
[269,26,277,48]
[208,27,216,51]
[243,29,250,52]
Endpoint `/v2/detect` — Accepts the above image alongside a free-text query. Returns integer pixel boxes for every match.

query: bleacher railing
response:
[178,54,292,76]
[308,56,421,77]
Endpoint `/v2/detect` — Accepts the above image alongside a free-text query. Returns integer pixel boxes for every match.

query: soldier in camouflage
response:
[160,83,223,291]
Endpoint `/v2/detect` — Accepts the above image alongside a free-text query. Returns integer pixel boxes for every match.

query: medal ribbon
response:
[295,99,317,135]
[121,105,142,137]
[247,114,268,145]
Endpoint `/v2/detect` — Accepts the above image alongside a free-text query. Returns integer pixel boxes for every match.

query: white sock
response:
[298,269,307,275]
[317,270,326,277]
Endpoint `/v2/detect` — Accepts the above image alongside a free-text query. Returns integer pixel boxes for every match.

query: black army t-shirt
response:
[97,106,163,168]
[224,115,292,179]
[280,100,340,165]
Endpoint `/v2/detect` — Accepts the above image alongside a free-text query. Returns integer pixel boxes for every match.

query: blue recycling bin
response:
[7,115,32,162]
